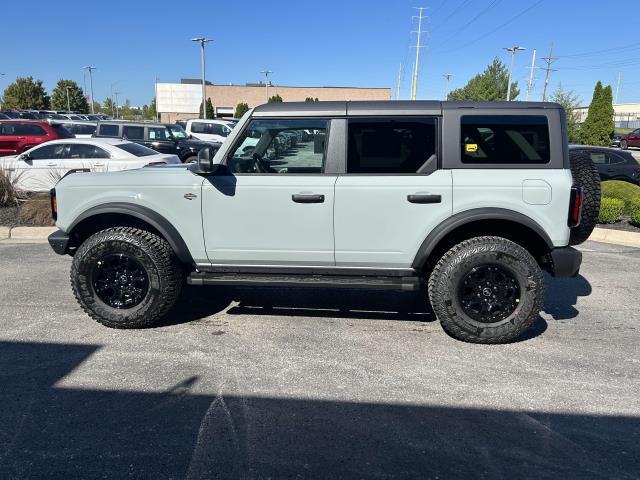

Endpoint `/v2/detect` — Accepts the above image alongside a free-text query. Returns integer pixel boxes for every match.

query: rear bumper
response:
[48,230,70,255]
[549,246,582,277]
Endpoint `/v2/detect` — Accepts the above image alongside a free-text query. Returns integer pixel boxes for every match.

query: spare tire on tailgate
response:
[568,150,601,245]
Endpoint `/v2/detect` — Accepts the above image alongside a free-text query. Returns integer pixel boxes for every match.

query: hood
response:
[179,138,222,149]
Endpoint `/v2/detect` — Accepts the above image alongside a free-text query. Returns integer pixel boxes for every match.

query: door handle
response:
[47,162,58,167]
[407,194,442,204]
[292,194,325,203]
[94,162,105,167]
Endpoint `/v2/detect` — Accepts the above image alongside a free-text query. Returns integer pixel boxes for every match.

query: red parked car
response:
[0,120,73,156]
[620,128,640,150]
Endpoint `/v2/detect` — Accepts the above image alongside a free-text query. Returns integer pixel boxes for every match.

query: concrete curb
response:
[589,227,640,248]
[0,226,57,244]
[0,225,639,248]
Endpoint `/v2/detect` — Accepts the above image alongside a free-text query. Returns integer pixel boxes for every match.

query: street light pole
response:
[114,92,120,119]
[191,37,213,119]
[83,66,96,113]
[65,87,71,112]
[261,69,272,102]
[0,72,5,110]
[503,46,525,101]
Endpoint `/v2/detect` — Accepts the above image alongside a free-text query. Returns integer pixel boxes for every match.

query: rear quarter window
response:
[98,124,120,137]
[114,142,156,157]
[461,115,550,164]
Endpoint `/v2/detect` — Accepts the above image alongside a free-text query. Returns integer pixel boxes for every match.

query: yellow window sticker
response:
[465,143,478,153]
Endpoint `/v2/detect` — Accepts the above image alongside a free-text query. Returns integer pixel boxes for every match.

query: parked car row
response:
[0,138,180,192]
[569,145,640,185]
[0,109,110,121]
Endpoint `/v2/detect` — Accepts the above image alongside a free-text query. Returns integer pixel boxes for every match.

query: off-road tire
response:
[428,236,544,344]
[568,150,601,245]
[71,227,182,328]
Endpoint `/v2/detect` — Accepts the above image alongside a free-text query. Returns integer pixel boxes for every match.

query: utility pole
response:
[615,72,622,104]
[155,76,159,122]
[526,49,537,101]
[443,73,452,100]
[191,37,213,119]
[410,7,427,100]
[395,63,403,100]
[114,92,120,119]
[83,66,96,113]
[0,72,5,110]
[65,86,72,112]
[504,46,525,101]
[261,69,273,102]
[541,43,557,102]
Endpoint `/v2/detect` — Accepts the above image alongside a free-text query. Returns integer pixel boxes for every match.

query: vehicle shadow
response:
[543,273,593,321]
[0,340,637,479]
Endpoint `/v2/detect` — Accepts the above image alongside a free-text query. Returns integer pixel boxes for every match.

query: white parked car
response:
[0,138,179,192]
[185,119,234,143]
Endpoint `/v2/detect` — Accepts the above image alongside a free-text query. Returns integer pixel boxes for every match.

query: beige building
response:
[157,81,391,123]
[575,102,640,129]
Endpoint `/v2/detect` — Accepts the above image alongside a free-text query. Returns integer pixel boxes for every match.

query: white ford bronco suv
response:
[48,101,600,344]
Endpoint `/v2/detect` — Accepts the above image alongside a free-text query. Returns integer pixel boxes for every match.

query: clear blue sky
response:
[2,0,639,107]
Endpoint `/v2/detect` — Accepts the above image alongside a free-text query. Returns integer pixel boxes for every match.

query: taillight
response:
[50,188,57,221]
[568,186,583,227]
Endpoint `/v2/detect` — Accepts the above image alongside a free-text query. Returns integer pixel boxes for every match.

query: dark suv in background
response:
[94,121,221,163]
[569,145,640,184]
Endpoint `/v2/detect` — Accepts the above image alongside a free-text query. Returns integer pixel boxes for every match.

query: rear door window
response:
[461,115,550,164]
[16,124,48,136]
[347,117,437,173]
[123,126,144,140]
[67,144,110,159]
[98,124,120,137]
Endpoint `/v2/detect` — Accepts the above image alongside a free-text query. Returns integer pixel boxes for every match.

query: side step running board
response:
[188,272,421,291]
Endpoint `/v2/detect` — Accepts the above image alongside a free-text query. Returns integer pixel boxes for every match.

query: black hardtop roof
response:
[252,100,563,117]
[96,120,173,128]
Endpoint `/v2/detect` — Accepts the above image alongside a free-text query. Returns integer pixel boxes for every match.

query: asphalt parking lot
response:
[0,241,638,479]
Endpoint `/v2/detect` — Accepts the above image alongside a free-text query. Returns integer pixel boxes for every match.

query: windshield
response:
[114,142,157,157]
[168,125,188,139]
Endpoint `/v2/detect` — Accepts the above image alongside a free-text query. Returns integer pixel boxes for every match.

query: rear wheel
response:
[428,236,544,344]
[183,155,198,164]
[620,140,628,150]
[71,227,182,328]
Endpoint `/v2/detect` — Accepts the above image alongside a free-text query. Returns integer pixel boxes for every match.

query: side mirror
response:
[196,146,215,173]
[19,153,30,161]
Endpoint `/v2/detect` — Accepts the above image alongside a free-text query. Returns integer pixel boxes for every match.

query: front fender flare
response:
[67,202,193,264]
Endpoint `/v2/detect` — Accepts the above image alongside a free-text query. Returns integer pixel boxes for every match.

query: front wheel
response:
[428,236,544,344]
[70,227,182,328]
[620,140,628,150]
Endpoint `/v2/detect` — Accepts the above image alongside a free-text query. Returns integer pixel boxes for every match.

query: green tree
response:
[234,102,250,118]
[448,58,519,101]
[268,94,283,103]
[50,80,89,112]
[580,81,615,146]
[305,97,319,102]
[550,85,582,143]
[146,97,157,120]
[199,98,214,118]
[1,76,50,109]
[102,98,116,116]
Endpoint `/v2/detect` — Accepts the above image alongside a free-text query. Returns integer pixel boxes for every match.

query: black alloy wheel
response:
[91,253,150,309]
[458,264,520,324]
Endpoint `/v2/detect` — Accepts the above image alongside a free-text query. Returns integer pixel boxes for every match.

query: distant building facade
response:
[575,102,640,129]
[157,80,391,122]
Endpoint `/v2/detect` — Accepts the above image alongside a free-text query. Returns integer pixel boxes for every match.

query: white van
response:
[185,119,234,143]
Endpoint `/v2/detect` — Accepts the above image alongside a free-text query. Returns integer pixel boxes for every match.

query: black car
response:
[94,121,221,163]
[570,145,640,185]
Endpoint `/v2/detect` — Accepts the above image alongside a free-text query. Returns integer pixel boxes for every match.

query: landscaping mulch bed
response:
[597,216,640,233]
[0,204,54,227]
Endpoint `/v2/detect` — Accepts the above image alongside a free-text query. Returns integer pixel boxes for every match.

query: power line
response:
[410,7,428,100]
[430,0,473,33]
[557,41,640,59]
[435,0,502,47]
[437,0,545,54]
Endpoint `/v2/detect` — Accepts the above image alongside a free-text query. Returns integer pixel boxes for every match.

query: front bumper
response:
[549,246,582,277]
[48,230,70,255]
